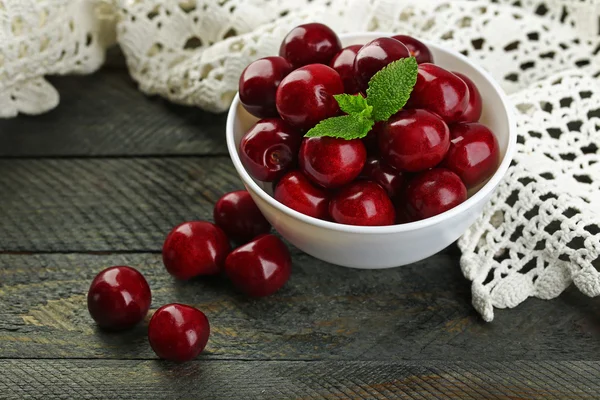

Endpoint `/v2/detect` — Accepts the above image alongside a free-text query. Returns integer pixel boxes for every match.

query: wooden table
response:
[1,60,599,399]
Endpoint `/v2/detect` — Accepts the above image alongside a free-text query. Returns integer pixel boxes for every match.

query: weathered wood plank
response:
[1,252,599,360]
[0,70,227,157]
[0,158,240,252]
[1,359,599,399]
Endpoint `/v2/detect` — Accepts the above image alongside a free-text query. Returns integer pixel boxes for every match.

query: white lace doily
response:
[1,0,599,321]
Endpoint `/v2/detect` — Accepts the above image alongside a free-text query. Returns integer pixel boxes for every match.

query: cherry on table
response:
[87,266,151,331]
[329,44,363,94]
[329,181,395,226]
[359,157,405,199]
[391,35,433,64]
[404,168,467,220]
[214,190,271,242]
[162,221,231,280]
[353,37,410,92]
[453,72,483,123]
[276,64,344,131]
[238,56,293,118]
[443,122,499,188]
[274,170,330,220]
[378,109,450,172]
[225,234,292,297]
[148,303,210,362]
[406,63,470,124]
[279,23,342,68]
[299,136,366,188]
[240,118,302,182]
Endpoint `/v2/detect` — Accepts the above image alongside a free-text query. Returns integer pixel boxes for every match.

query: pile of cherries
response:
[87,190,287,362]
[239,23,499,225]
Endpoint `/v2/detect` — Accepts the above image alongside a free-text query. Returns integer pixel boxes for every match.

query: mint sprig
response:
[305,56,418,140]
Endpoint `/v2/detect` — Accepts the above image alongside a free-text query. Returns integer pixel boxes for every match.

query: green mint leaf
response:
[334,93,370,115]
[366,56,418,122]
[304,114,374,140]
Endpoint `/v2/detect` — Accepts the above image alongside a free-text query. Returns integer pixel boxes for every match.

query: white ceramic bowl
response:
[227,32,516,269]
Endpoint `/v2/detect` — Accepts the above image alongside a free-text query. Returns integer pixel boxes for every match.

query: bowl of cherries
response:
[227,23,516,269]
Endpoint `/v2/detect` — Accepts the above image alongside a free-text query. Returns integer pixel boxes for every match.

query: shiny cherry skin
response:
[391,35,433,64]
[148,304,210,362]
[299,136,367,188]
[407,63,470,124]
[238,56,293,118]
[405,168,467,220]
[274,170,330,220]
[214,190,271,242]
[87,266,151,331]
[279,23,342,68]
[329,181,395,226]
[452,72,483,123]
[353,37,410,92]
[360,157,405,198]
[240,118,302,182]
[162,221,231,280]
[378,109,450,172]
[276,64,344,130]
[443,123,499,188]
[225,234,291,297]
[329,44,363,94]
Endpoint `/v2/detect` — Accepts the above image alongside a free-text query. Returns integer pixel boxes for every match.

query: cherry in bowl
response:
[274,170,330,220]
[329,181,395,226]
[353,37,410,92]
[279,23,342,68]
[391,35,433,64]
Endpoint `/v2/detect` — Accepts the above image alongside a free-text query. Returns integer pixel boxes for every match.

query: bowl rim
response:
[226,31,517,234]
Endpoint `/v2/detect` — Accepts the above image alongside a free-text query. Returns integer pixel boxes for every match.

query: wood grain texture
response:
[0,70,227,157]
[1,359,599,399]
[1,252,599,360]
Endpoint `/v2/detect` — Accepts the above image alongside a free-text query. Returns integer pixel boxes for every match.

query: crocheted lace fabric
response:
[1,0,599,320]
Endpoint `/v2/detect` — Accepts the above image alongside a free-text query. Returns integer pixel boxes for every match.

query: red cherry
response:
[148,304,210,362]
[240,118,302,182]
[276,64,344,130]
[87,266,151,331]
[378,109,450,172]
[299,136,366,188]
[360,157,405,198]
[407,63,470,124]
[214,190,271,242]
[405,168,467,220]
[353,37,410,92]
[443,123,499,188]
[453,72,483,123]
[329,181,395,226]
[238,56,293,118]
[225,234,291,297]
[362,121,383,156]
[329,44,363,94]
[391,35,433,64]
[279,23,342,68]
[162,221,231,280]
[274,170,330,220]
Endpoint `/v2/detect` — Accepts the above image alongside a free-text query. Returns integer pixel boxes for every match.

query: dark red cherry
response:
[405,168,467,220]
[238,56,293,118]
[354,37,410,92]
[299,136,366,188]
[329,44,363,93]
[87,266,151,331]
[276,64,344,130]
[274,170,330,220]
[378,109,450,172]
[360,157,405,198]
[214,190,271,242]
[225,234,291,297]
[391,35,433,64]
[362,121,383,156]
[279,23,342,68]
[407,63,470,124]
[453,72,483,123]
[148,304,210,362]
[443,123,499,188]
[240,118,302,182]
[162,221,231,280]
[329,181,395,226]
